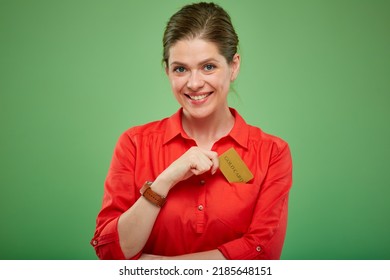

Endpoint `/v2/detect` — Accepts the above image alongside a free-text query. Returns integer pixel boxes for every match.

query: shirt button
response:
[256,246,261,252]
[199,180,205,185]
[198,205,204,211]
[92,240,98,246]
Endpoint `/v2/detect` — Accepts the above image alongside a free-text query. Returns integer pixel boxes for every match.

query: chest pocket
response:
[214,182,260,235]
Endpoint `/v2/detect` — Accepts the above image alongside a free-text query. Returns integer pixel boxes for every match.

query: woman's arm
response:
[92,142,219,259]
[115,145,220,259]
[117,174,172,259]
[139,141,292,260]
[140,249,226,260]
[218,141,292,259]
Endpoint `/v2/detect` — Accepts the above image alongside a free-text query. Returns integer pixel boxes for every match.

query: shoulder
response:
[249,124,288,145]
[125,117,169,137]
[231,108,289,156]
[110,118,168,151]
[116,117,170,146]
[119,109,182,145]
[247,124,290,156]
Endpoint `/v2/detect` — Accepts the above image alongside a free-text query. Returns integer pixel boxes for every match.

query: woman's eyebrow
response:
[169,61,187,67]
[170,58,219,67]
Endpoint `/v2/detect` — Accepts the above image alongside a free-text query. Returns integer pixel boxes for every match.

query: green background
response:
[1,0,389,259]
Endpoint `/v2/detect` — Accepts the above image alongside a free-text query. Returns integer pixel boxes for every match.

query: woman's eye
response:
[204,64,215,71]
[174,66,186,73]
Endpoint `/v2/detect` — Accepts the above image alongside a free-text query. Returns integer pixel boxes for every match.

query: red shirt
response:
[91,108,292,260]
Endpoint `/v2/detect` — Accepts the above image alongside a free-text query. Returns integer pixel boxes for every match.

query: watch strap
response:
[140,181,166,207]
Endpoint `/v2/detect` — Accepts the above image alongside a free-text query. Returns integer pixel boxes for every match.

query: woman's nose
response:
[187,71,204,90]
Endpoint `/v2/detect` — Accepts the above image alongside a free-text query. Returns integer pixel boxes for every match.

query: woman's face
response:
[166,38,240,120]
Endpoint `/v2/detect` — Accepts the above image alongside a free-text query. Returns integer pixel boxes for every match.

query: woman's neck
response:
[182,107,235,150]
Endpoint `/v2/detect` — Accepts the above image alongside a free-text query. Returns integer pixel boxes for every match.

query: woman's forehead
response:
[168,39,224,65]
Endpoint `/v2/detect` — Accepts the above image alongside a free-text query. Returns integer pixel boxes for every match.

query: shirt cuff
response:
[91,217,142,260]
[218,238,264,260]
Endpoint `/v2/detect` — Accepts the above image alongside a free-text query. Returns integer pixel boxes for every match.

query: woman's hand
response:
[157,147,219,190]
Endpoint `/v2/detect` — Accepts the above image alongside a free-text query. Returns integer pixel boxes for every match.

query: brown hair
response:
[162,2,239,66]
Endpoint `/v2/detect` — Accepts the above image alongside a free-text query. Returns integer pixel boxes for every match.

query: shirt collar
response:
[163,108,190,144]
[228,108,249,149]
[163,107,249,149]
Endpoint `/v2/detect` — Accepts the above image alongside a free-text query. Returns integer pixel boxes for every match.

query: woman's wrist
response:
[152,172,176,196]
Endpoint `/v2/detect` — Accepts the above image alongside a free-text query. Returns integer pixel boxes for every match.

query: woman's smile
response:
[185,92,213,103]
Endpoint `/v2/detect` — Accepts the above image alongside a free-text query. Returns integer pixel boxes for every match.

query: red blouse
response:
[91,108,292,260]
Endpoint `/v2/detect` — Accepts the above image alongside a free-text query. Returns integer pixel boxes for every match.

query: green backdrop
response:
[1,0,389,260]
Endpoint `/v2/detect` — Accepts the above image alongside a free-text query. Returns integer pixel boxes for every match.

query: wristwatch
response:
[140,181,166,207]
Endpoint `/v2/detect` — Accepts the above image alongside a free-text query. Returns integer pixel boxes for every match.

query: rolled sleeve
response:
[91,132,140,259]
[219,141,292,260]
[91,217,125,259]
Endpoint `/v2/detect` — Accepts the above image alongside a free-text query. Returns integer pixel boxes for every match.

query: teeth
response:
[188,93,210,101]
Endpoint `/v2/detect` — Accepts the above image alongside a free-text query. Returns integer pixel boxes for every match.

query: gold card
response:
[219,148,254,183]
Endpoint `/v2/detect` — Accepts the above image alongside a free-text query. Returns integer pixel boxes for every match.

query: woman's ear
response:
[230,53,240,82]
[165,63,169,76]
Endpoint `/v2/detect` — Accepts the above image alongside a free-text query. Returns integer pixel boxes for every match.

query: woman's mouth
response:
[185,92,213,101]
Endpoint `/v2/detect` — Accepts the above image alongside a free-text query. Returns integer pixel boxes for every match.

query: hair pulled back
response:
[163,2,239,66]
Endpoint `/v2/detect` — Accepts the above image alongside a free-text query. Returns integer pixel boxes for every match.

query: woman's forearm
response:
[118,175,173,259]
[140,249,227,260]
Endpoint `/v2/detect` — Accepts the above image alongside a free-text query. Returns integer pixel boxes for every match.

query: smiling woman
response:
[91,2,292,260]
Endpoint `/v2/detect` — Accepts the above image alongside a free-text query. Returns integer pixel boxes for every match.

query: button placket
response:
[195,177,206,233]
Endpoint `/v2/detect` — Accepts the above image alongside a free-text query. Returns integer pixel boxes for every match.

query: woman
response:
[91,2,292,260]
